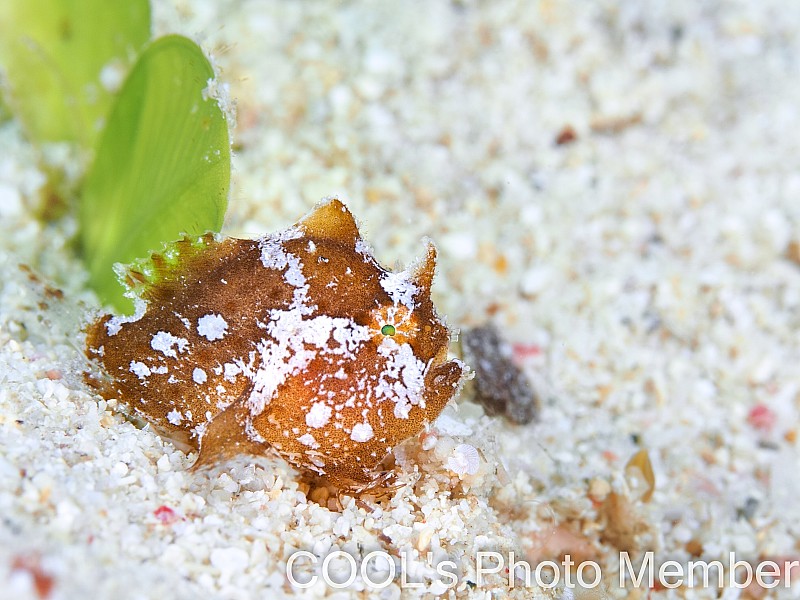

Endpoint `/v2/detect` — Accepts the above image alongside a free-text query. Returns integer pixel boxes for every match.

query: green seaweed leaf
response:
[0,0,150,149]
[0,91,10,124]
[80,35,231,313]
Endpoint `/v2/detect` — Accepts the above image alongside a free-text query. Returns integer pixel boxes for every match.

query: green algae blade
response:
[0,0,150,149]
[80,35,231,313]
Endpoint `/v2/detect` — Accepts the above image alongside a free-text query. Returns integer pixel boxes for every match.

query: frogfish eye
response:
[380,324,396,336]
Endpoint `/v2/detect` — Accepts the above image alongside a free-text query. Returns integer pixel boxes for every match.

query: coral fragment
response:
[461,324,539,424]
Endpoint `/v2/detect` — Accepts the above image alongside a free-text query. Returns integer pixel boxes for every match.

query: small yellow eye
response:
[381,324,396,336]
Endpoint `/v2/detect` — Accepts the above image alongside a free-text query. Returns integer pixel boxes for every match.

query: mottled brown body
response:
[86,199,465,488]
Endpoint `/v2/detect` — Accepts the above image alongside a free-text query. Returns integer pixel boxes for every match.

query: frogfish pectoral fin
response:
[191,388,271,470]
[423,359,467,420]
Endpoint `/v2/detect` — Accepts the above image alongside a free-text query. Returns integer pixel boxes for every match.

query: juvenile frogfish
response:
[85,199,466,490]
